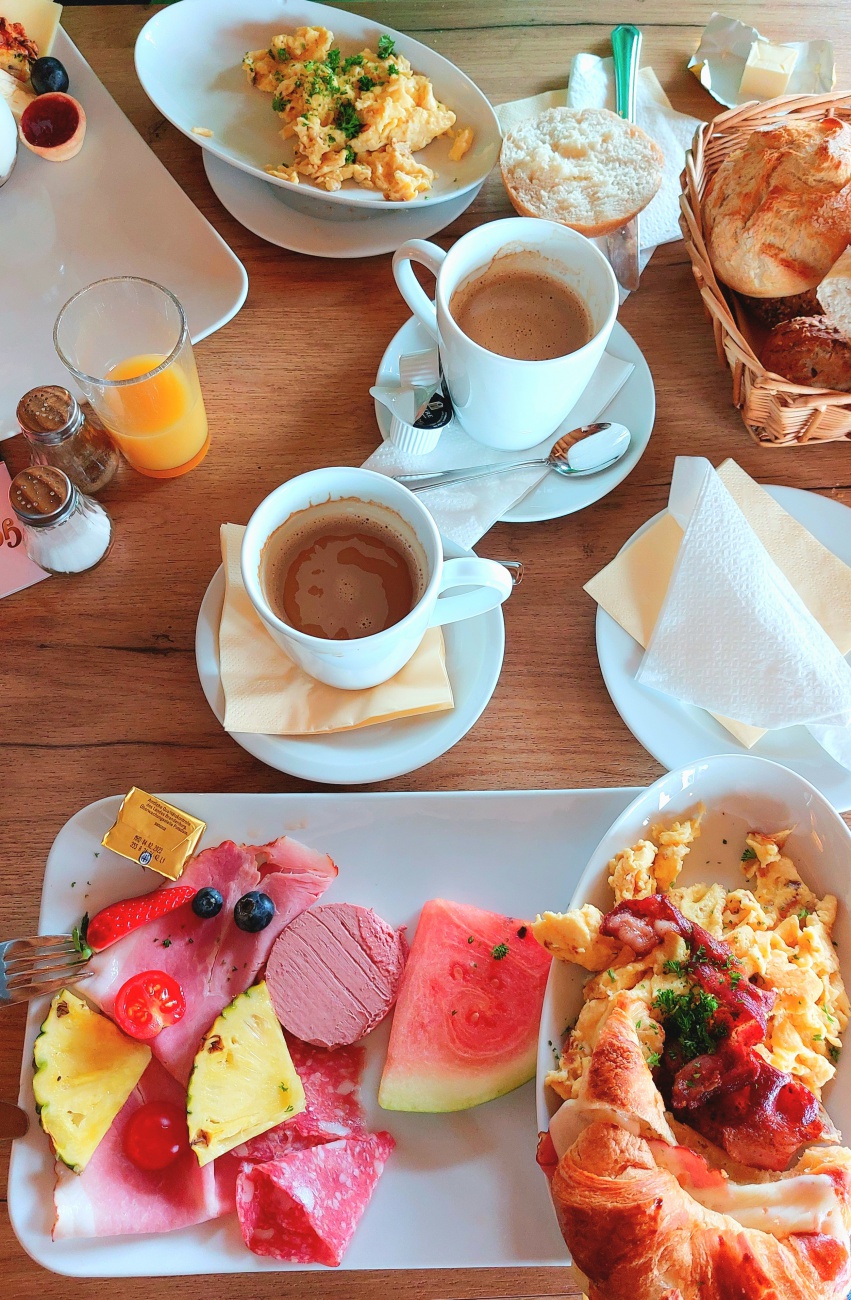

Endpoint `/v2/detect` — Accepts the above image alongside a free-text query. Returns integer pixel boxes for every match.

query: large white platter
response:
[0,29,248,439]
[9,786,639,1276]
[596,486,851,812]
[536,755,851,1204]
[135,0,501,212]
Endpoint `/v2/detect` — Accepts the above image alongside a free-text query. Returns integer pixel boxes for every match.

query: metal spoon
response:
[394,422,630,492]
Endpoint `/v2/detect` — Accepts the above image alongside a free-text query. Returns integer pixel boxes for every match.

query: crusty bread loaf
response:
[702,117,851,297]
[817,245,851,337]
[500,107,664,237]
[762,315,851,390]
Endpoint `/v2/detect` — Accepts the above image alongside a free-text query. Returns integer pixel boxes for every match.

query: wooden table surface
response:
[2,2,850,1296]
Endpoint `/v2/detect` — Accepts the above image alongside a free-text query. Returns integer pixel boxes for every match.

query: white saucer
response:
[194,541,505,783]
[373,316,655,523]
[203,153,483,259]
[597,484,851,812]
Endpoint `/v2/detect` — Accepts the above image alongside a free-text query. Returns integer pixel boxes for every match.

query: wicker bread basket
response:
[679,92,851,446]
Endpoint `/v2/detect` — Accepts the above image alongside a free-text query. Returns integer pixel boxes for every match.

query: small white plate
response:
[373,316,655,524]
[194,541,504,783]
[0,29,248,437]
[597,485,851,812]
[536,754,851,1229]
[10,785,640,1275]
[204,153,483,258]
[135,0,501,213]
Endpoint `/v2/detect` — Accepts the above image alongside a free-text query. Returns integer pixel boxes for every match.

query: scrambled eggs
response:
[534,814,848,1102]
[242,26,472,201]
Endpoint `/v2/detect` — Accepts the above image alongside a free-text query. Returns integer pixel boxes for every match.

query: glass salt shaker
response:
[10,466,114,576]
[17,385,120,494]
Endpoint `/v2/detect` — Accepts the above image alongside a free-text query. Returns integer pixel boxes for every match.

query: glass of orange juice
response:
[54,278,209,478]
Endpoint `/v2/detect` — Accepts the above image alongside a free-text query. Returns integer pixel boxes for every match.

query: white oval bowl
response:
[135,0,501,212]
[536,753,851,1166]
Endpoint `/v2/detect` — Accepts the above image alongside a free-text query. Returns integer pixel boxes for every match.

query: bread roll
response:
[702,117,851,297]
[500,107,664,237]
[762,315,851,390]
[817,246,851,337]
[738,288,821,329]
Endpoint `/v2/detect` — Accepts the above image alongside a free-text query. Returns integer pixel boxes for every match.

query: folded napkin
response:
[496,57,702,294]
[586,459,851,768]
[364,350,633,549]
[218,523,454,735]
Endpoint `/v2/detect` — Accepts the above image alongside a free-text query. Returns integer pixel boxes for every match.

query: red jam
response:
[21,92,80,148]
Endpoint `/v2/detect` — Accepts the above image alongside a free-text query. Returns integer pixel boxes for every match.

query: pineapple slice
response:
[187,981,305,1166]
[33,988,151,1173]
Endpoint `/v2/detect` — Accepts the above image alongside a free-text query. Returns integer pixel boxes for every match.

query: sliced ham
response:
[235,1133,395,1266]
[53,1058,223,1239]
[85,837,337,1083]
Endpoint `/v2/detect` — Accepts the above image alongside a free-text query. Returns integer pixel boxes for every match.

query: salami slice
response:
[241,1038,367,1160]
[235,1132,395,1266]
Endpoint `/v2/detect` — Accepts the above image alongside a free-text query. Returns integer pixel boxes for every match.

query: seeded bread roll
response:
[702,117,851,298]
[737,289,821,329]
[761,315,851,391]
[500,107,664,238]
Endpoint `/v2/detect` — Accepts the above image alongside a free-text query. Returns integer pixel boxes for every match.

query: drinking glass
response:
[54,277,209,478]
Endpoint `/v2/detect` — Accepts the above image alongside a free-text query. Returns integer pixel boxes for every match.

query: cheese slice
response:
[0,0,62,59]
[739,40,798,102]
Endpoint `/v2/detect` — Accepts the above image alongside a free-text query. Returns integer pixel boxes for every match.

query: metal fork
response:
[0,935,92,1007]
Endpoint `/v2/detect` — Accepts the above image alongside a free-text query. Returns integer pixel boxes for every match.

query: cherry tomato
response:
[114,969,186,1041]
[123,1101,188,1171]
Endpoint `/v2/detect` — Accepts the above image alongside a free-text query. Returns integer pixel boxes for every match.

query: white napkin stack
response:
[637,459,851,769]
[364,351,633,549]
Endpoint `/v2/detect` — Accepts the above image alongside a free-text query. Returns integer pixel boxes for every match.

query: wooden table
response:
[2,2,850,1295]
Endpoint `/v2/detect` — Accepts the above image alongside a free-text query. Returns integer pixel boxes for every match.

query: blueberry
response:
[192,887,223,919]
[234,890,275,932]
[31,57,70,96]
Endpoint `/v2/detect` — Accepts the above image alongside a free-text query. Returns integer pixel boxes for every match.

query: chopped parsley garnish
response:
[729,970,742,989]
[647,1051,662,1069]
[335,101,362,139]
[276,46,290,62]
[606,968,616,982]
[491,943,509,960]
[377,35,396,59]
[813,1032,823,1041]
[662,958,687,975]
[798,908,811,921]
[829,1045,841,1064]
[161,938,172,948]
[343,53,364,70]
[741,846,757,862]
[326,47,341,71]
[653,986,723,1063]
[358,74,376,92]
[387,63,399,76]
[271,93,289,113]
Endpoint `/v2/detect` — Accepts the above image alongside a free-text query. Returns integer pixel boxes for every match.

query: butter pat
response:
[739,40,798,101]
[102,788,206,880]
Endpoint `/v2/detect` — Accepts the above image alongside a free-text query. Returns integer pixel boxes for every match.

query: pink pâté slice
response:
[378,898,552,1112]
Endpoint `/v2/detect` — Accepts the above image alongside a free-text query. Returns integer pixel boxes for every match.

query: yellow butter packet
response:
[102,788,205,880]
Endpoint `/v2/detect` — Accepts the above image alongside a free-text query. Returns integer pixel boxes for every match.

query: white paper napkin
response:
[637,459,851,769]
[364,351,633,549]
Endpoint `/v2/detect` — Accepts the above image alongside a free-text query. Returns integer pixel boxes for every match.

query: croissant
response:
[545,997,851,1299]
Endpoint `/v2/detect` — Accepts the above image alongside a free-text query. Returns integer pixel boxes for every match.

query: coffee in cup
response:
[260,498,427,641]
[449,250,593,361]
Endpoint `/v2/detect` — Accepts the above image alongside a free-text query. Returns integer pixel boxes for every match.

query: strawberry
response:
[85,885,196,952]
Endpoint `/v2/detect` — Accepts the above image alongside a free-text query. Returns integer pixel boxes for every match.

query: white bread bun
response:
[702,117,851,298]
[817,245,851,337]
[500,106,664,238]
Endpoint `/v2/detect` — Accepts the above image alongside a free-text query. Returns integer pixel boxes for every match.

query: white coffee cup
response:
[241,467,513,690]
[392,216,618,451]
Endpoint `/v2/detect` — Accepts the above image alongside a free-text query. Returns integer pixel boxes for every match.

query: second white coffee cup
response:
[392,216,618,451]
[241,467,513,690]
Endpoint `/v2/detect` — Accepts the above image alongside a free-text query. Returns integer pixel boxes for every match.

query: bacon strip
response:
[600,896,831,1171]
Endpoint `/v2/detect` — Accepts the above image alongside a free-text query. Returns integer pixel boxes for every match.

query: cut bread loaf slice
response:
[818,246,851,338]
[500,106,664,237]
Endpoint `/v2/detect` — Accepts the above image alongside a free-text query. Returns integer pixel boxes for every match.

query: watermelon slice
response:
[378,898,551,1112]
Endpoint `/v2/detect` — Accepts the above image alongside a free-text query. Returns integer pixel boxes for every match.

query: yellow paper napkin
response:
[218,524,454,736]
[585,460,851,747]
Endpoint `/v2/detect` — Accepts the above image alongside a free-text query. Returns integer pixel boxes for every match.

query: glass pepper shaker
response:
[10,466,114,576]
[17,385,120,494]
